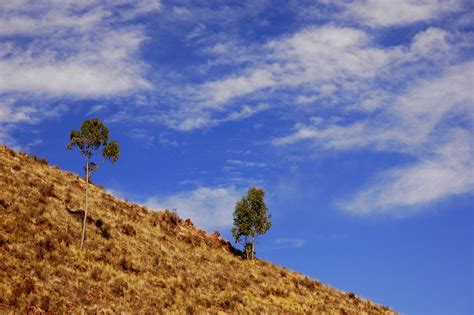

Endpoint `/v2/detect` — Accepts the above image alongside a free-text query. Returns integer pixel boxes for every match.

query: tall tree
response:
[232,187,271,259]
[67,118,119,249]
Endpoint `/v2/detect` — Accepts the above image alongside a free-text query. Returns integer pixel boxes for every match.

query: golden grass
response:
[0,145,397,314]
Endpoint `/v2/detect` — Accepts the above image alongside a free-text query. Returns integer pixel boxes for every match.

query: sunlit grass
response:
[0,145,396,314]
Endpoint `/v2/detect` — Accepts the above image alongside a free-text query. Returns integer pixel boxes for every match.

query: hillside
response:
[0,145,396,314]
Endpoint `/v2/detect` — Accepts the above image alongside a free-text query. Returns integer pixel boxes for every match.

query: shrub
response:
[58,230,74,246]
[186,305,196,315]
[294,276,321,291]
[149,212,161,227]
[40,295,50,311]
[22,278,35,295]
[64,190,73,205]
[152,255,161,268]
[32,155,49,165]
[96,219,112,239]
[38,157,49,165]
[38,236,56,252]
[0,235,7,247]
[0,199,9,210]
[90,267,103,281]
[101,225,112,239]
[271,287,289,298]
[219,294,242,311]
[121,224,136,237]
[30,206,46,219]
[119,256,139,273]
[11,278,35,305]
[95,218,103,228]
[181,233,202,247]
[111,279,128,297]
[34,268,48,282]
[162,209,181,226]
[39,183,56,199]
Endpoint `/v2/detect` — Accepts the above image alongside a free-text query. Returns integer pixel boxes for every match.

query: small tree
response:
[232,187,271,259]
[67,118,119,249]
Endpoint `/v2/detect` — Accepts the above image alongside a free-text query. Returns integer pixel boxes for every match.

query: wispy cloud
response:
[0,1,159,143]
[0,97,66,148]
[159,103,270,131]
[87,104,106,116]
[0,1,157,97]
[340,130,474,214]
[343,0,461,27]
[227,159,267,168]
[274,238,306,249]
[195,26,393,108]
[128,129,155,148]
[273,60,473,214]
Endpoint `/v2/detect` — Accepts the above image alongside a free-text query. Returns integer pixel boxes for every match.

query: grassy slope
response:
[0,145,396,314]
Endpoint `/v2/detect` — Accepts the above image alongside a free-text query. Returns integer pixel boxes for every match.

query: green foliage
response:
[103,141,120,163]
[67,118,120,177]
[232,187,271,259]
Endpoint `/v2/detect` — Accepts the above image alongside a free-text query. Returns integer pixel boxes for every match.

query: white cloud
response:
[162,103,270,131]
[270,26,390,82]
[273,122,367,148]
[273,61,474,214]
[227,159,267,168]
[0,28,151,97]
[0,98,37,124]
[387,61,474,148]
[0,1,159,143]
[0,5,105,36]
[0,1,161,35]
[201,69,276,106]
[125,21,462,133]
[157,134,179,147]
[186,24,464,132]
[87,104,106,115]
[274,238,306,248]
[0,97,66,124]
[410,27,451,58]
[144,186,242,232]
[344,0,460,27]
[274,61,473,147]
[341,130,474,214]
[196,26,394,107]
[128,129,155,148]
[0,96,67,148]
[0,1,159,97]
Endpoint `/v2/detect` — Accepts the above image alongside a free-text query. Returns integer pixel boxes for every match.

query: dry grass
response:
[0,145,397,314]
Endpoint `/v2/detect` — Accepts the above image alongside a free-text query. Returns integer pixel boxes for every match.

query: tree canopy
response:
[67,118,119,170]
[232,187,271,259]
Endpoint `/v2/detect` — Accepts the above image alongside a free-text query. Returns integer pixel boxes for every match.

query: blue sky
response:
[1,0,473,313]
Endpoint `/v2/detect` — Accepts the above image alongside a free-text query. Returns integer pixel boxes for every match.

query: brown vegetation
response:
[0,145,397,314]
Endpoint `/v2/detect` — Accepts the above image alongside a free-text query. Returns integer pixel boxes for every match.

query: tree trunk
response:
[244,235,249,259]
[80,159,89,250]
[251,235,255,259]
